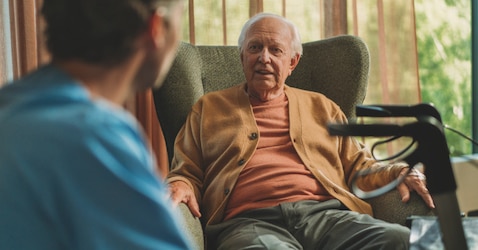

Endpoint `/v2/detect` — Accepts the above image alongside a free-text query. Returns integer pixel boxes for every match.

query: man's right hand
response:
[169,181,202,218]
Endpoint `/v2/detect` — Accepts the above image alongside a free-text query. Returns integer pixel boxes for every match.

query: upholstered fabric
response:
[153,35,432,250]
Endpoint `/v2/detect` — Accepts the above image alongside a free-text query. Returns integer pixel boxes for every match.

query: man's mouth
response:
[256,70,273,75]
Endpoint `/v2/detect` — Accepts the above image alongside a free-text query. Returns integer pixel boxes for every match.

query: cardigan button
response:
[249,132,258,140]
[238,159,245,166]
[224,188,230,195]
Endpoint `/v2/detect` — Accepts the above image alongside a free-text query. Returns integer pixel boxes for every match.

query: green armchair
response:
[153,35,433,249]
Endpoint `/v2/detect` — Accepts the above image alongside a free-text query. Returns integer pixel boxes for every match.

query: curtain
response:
[351,0,421,105]
[128,90,169,177]
[1,0,48,83]
[1,0,420,176]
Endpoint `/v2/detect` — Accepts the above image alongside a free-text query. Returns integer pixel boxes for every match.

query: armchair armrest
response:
[366,189,434,225]
[178,203,204,250]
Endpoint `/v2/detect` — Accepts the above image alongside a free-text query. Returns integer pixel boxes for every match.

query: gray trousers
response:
[206,199,409,250]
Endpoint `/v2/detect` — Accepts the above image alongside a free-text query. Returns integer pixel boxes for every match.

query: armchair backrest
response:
[153,35,370,163]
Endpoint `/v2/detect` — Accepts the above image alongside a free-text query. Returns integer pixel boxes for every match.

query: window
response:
[415,0,472,156]
[0,0,474,174]
[182,0,473,157]
[0,0,13,83]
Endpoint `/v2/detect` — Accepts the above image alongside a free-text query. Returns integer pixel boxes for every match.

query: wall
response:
[452,154,478,215]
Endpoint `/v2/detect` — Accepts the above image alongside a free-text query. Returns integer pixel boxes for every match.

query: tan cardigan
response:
[167,83,404,226]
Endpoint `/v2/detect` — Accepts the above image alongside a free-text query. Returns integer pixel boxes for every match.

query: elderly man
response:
[168,13,434,249]
[0,0,191,249]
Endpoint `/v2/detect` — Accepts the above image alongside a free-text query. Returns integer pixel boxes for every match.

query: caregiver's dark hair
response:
[41,0,181,65]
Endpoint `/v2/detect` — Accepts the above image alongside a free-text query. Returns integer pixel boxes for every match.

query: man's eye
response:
[248,45,261,52]
[271,48,283,55]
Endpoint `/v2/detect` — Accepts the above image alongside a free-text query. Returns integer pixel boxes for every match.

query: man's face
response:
[241,17,300,100]
[152,3,184,89]
[136,2,184,90]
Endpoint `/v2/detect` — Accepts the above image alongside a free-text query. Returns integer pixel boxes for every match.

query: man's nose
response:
[258,49,271,63]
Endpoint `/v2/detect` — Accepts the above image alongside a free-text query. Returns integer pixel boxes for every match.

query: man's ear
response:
[289,54,301,74]
[148,9,167,48]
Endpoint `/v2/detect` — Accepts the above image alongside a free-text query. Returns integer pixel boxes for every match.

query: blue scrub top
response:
[0,64,192,250]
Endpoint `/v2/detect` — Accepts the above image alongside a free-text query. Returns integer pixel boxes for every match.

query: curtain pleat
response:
[352,0,420,105]
[323,0,347,37]
[188,0,195,45]
[249,0,263,17]
[8,0,39,79]
[135,90,169,178]
[377,0,391,104]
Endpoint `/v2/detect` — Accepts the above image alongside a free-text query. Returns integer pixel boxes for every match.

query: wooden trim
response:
[222,0,227,45]
[377,0,394,154]
[188,0,195,44]
[9,0,39,79]
[377,0,390,104]
[410,0,421,102]
[9,0,20,79]
[319,0,324,38]
[249,0,263,17]
[282,0,286,17]
[323,0,347,38]
[1,1,10,84]
[352,0,359,36]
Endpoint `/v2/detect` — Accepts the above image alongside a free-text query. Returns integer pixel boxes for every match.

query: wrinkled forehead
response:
[245,17,293,42]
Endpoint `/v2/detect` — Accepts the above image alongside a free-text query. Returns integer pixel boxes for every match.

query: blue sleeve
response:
[54,116,193,249]
[0,70,193,249]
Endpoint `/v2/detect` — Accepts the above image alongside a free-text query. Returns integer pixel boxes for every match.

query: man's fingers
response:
[187,199,202,218]
[401,174,436,209]
[169,182,186,205]
[420,192,435,209]
[397,182,411,203]
[414,184,435,209]
[168,181,202,217]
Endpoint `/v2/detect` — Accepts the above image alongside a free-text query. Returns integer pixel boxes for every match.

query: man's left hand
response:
[397,168,435,209]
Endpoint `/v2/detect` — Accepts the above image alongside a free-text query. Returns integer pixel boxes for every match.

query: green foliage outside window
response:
[415,0,472,156]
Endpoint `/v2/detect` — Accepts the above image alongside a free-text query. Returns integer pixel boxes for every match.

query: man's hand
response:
[169,181,202,218]
[397,168,435,209]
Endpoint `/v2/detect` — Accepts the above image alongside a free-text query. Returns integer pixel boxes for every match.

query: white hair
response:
[237,13,303,58]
